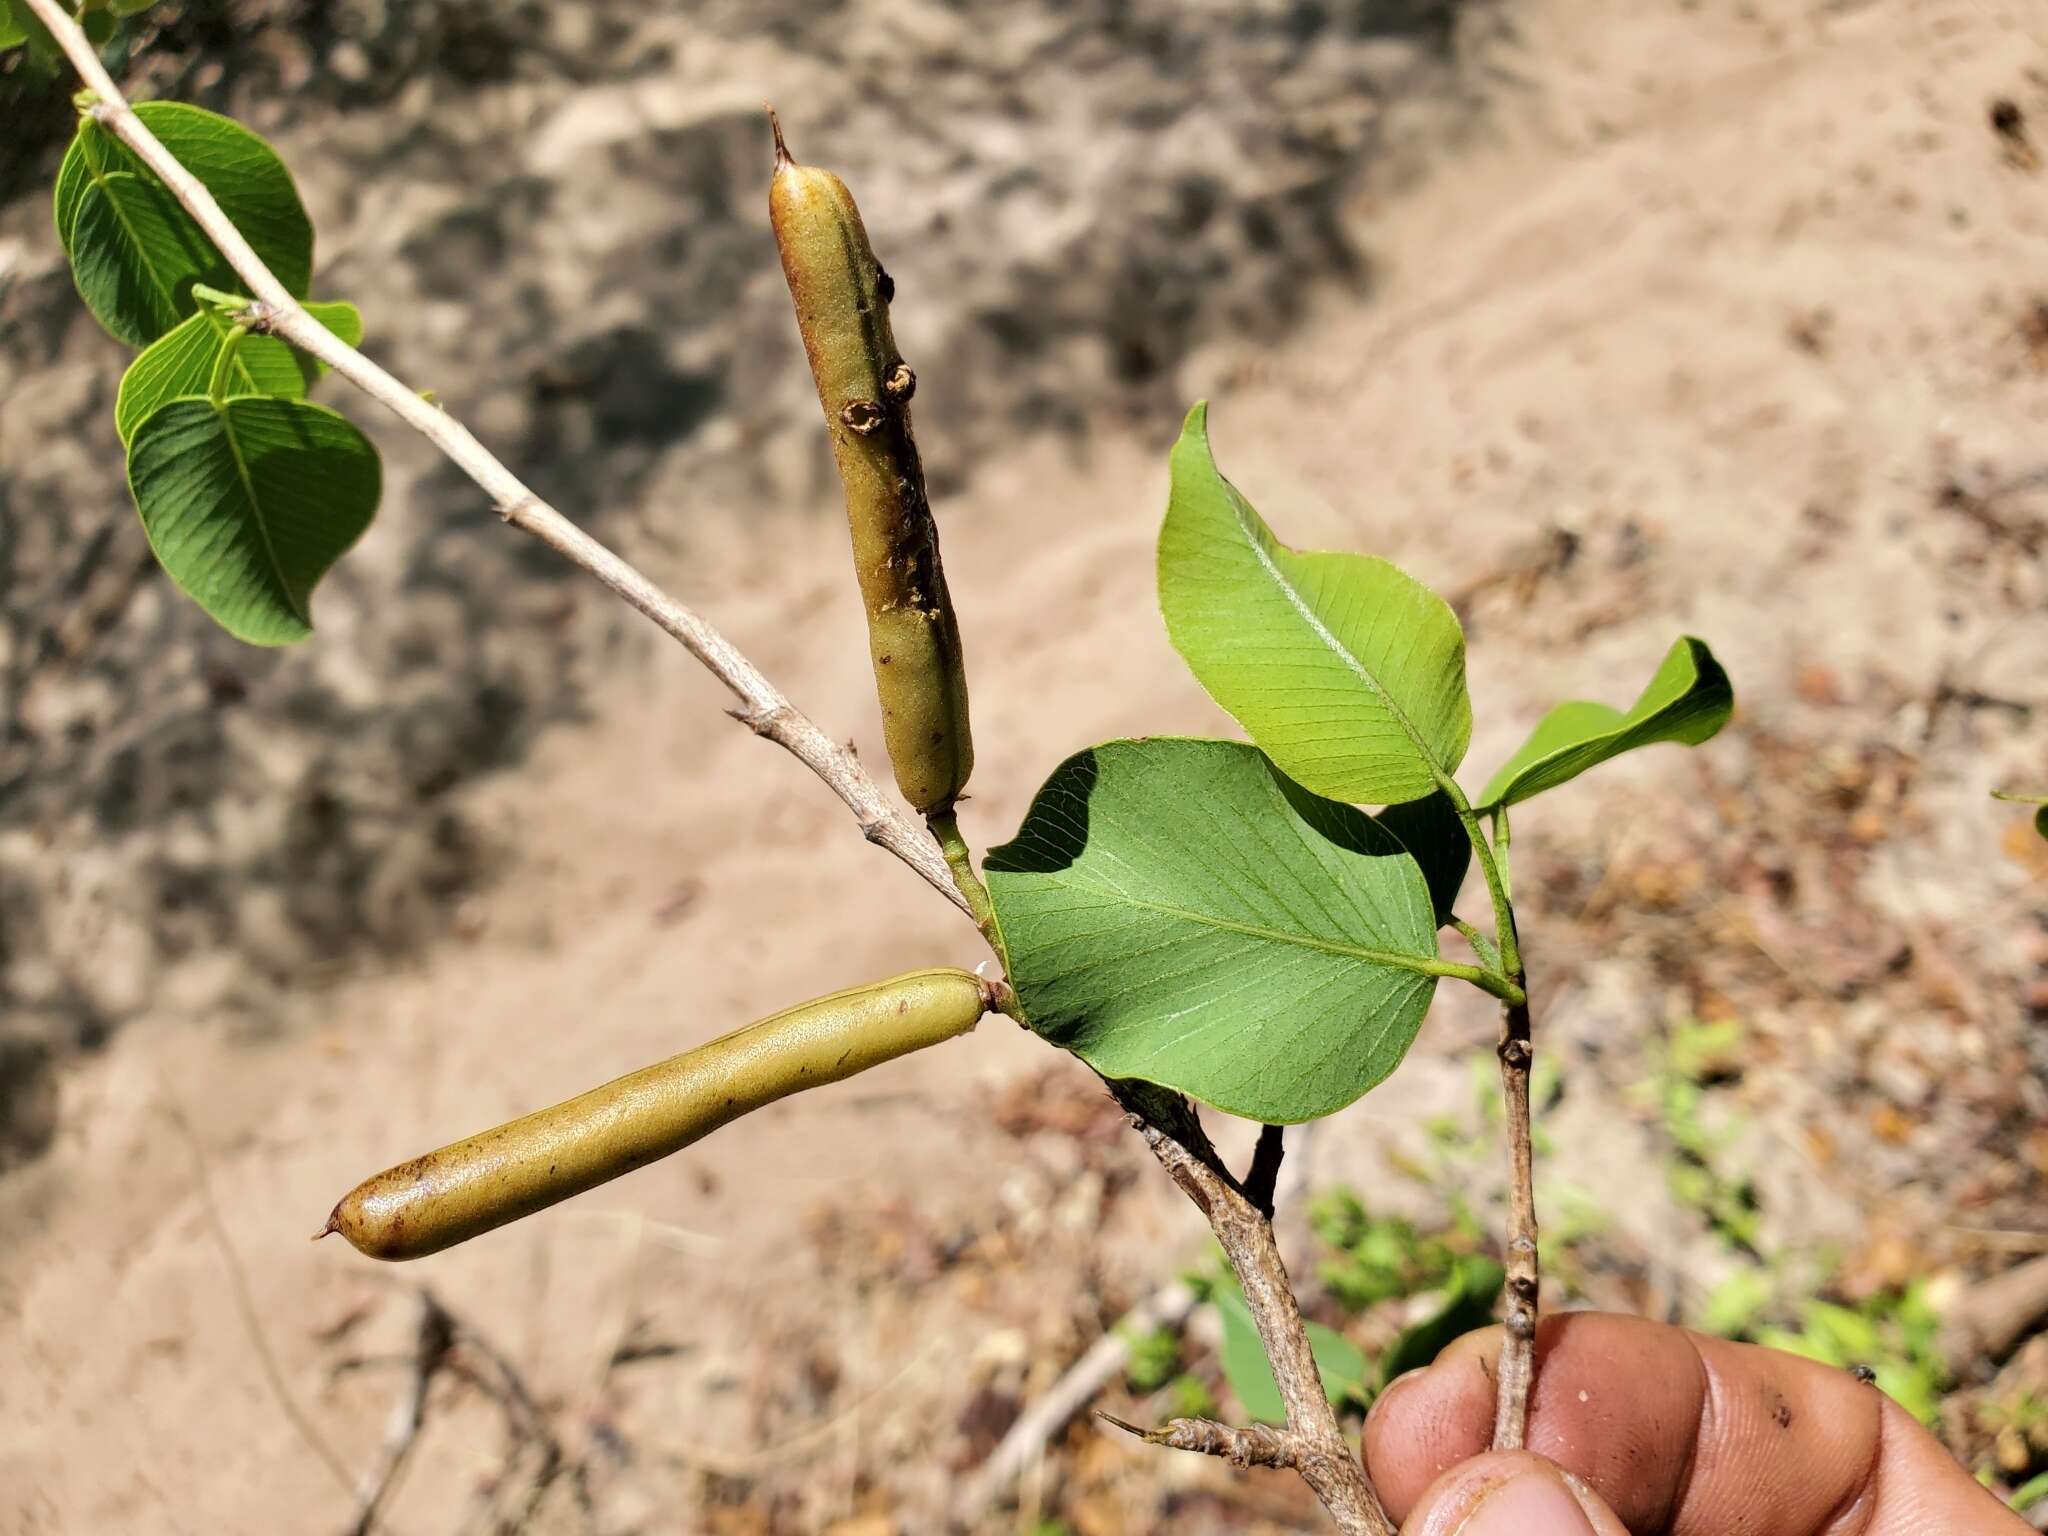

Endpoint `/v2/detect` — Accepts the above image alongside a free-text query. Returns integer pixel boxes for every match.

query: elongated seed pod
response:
[323,968,988,1261]
[769,113,974,814]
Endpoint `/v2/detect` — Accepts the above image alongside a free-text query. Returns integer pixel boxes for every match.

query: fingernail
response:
[1456,1467,1600,1536]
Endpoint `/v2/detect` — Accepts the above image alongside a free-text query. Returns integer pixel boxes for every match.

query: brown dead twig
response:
[955,1118,1325,1524]
[349,1291,453,1536]
[23,3,1394,1527]
[333,1286,591,1536]
[1109,1084,1394,1536]
[156,1078,358,1501]
[19,0,966,924]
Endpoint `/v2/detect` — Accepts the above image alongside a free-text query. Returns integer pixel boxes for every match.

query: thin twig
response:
[156,1077,357,1499]
[1464,799,1540,1451]
[958,1121,1317,1524]
[444,1303,592,1536]
[1098,1411,1296,1468]
[1113,1084,1392,1536]
[350,1290,454,1536]
[23,0,966,921]
[27,8,1393,1522]
[1243,1124,1286,1219]
[1492,995,1539,1451]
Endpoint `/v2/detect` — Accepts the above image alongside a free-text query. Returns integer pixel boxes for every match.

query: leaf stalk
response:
[206,321,246,407]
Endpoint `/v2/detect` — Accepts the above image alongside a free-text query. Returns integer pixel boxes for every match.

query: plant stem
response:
[1458,807,1520,980]
[1113,1083,1393,1536]
[25,7,1400,1518]
[1443,784,1539,1450]
[1243,1123,1285,1218]
[207,322,246,407]
[1491,993,1539,1450]
[927,809,1003,961]
[1450,916,1501,972]
[23,0,968,922]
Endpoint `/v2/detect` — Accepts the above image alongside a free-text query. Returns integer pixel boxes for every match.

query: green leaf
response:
[70,172,220,345]
[1159,402,1472,806]
[115,300,362,445]
[79,5,112,42]
[1479,637,1733,810]
[985,737,1443,1124]
[1216,1282,1368,1424]
[58,102,313,346]
[126,396,378,644]
[1375,1255,1505,1391]
[1373,791,1469,927]
[0,0,26,47]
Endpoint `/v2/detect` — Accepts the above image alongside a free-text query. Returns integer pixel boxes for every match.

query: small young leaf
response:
[1215,1281,1368,1424]
[1373,790,1470,928]
[1374,1255,1505,1390]
[58,103,313,345]
[115,300,363,445]
[1159,402,1472,806]
[1479,637,1733,810]
[126,396,378,644]
[985,738,1442,1124]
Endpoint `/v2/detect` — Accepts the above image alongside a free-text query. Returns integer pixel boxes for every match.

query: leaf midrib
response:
[89,172,185,335]
[1035,877,1442,979]
[212,400,308,625]
[1227,492,1454,794]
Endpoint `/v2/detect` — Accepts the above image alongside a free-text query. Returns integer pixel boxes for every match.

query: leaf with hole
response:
[1159,402,1471,805]
[58,102,313,346]
[126,396,378,645]
[115,300,362,445]
[1215,1280,1368,1424]
[985,737,1443,1124]
[1479,637,1733,810]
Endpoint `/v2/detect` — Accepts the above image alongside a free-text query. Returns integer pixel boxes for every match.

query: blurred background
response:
[2,0,2046,1531]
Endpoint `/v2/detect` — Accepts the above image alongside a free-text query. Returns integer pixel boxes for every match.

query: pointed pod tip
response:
[767,105,792,166]
[1181,398,1210,435]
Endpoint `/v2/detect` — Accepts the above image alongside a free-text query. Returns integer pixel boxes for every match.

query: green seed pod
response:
[769,113,973,814]
[323,967,988,1261]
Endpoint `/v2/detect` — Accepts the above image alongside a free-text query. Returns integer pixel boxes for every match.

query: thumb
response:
[1398,1451,1631,1536]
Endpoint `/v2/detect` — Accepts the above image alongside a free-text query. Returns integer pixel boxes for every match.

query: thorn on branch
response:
[1096,1411,1298,1470]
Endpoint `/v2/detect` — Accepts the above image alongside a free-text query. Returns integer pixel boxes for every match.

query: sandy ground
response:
[4,0,2047,1531]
